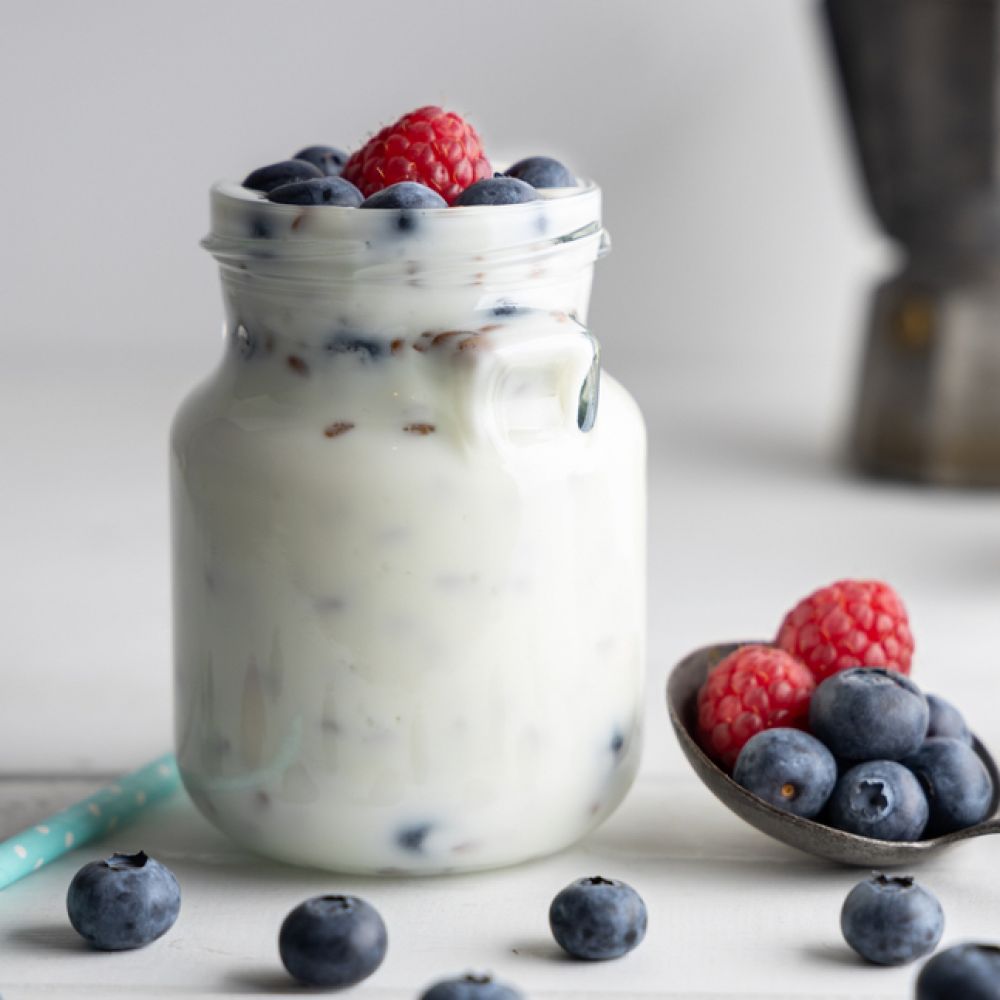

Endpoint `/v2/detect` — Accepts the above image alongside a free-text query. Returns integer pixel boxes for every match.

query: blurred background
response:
[1,0,996,775]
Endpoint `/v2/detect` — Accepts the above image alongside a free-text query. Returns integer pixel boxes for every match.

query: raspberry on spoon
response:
[776,579,914,682]
[696,644,816,770]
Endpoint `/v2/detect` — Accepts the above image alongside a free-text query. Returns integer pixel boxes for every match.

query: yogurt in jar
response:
[172,176,646,873]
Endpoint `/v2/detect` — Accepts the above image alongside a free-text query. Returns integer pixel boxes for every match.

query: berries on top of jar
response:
[239,106,579,209]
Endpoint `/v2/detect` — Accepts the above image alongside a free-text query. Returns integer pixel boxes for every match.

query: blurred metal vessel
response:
[825,0,1000,485]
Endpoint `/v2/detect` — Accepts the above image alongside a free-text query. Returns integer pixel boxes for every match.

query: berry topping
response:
[243,159,323,193]
[840,873,944,966]
[453,177,540,206]
[266,177,363,207]
[696,645,816,770]
[548,876,647,961]
[902,737,994,835]
[279,894,387,988]
[294,145,348,177]
[505,155,576,188]
[419,973,524,999]
[359,181,447,210]
[827,760,929,841]
[66,851,181,951]
[776,579,914,682]
[809,667,929,761]
[343,106,492,204]
[733,728,837,818]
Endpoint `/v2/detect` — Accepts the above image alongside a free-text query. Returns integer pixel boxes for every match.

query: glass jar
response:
[172,181,646,874]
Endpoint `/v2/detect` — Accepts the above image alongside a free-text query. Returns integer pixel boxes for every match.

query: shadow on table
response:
[508,938,574,963]
[800,941,867,968]
[7,923,91,953]
[220,968,305,994]
[580,775,850,885]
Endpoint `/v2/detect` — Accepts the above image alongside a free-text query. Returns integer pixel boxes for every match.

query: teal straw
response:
[0,753,181,890]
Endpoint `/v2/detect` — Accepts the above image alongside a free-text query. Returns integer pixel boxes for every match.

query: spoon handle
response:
[955,816,1000,841]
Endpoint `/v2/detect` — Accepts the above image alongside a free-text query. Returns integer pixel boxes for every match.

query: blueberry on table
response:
[840,873,943,965]
[902,737,994,835]
[926,693,974,745]
[243,159,322,193]
[809,667,929,761]
[916,944,1000,1000]
[294,144,348,177]
[827,760,929,841]
[549,876,647,960]
[453,177,540,206]
[267,177,363,207]
[505,155,576,188]
[279,894,387,988]
[359,182,447,209]
[419,972,524,999]
[66,851,180,950]
[732,728,837,818]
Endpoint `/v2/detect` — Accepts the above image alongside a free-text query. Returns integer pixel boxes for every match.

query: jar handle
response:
[459,319,601,450]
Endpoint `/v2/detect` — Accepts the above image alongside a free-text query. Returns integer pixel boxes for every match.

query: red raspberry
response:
[697,645,816,770]
[776,579,914,682]
[343,106,492,204]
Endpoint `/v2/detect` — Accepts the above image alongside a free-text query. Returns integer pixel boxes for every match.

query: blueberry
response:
[360,182,447,210]
[419,973,524,999]
[505,156,576,189]
[453,178,540,206]
[733,728,837,818]
[916,944,1000,999]
[293,145,348,177]
[840,873,943,965]
[809,667,929,761]
[549,876,647,960]
[66,851,180,951]
[324,332,387,359]
[249,216,272,239]
[267,177,362,207]
[397,822,432,853]
[279,894,387,988]
[827,760,929,841]
[926,693,974,745]
[243,159,323,193]
[902,737,994,835]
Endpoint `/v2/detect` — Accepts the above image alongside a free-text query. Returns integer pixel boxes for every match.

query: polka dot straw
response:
[0,753,180,890]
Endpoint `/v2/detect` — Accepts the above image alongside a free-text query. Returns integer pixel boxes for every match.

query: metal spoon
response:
[666,641,1000,866]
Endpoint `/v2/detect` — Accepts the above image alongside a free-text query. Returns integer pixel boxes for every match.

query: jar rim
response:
[202,180,605,269]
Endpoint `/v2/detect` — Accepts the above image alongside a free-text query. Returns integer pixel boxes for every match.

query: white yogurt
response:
[172,180,646,873]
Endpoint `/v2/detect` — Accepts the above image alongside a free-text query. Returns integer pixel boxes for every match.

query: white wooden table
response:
[2,356,999,998]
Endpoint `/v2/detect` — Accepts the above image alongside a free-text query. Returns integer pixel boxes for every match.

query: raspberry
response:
[696,645,816,770]
[776,579,913,683]
[343,106,492,204]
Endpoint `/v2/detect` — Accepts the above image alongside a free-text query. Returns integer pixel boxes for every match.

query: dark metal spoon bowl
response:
[667,641,1000,866]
